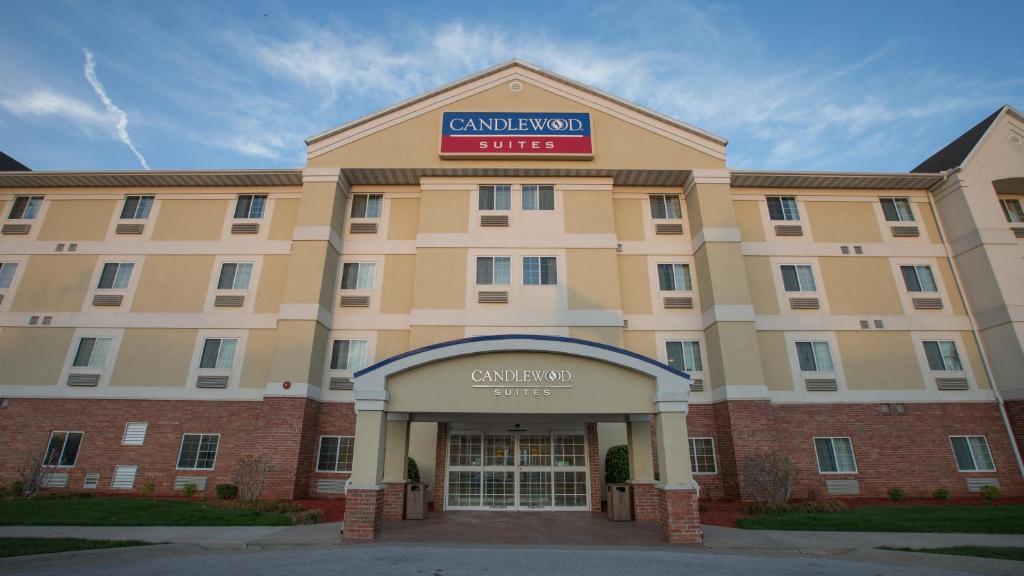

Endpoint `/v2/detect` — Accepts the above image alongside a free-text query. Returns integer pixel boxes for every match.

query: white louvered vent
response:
[349,222,378,234]
[480,214,509,227]
[41,473,69,488]
[1,223,31,235]
[231,222,259,234]
[789,297,820,310]
[329,377,354,391]
[805,378,838,392]
[111,465,138,490]
[1013,227,1024,239]
[339,295,370,307]
[115,223,145,234]
[92,294,124,307]
[774,224,803,236]
[936,378,969,391]
[826,479,860,495]
[859,320,870,329]
[891,226,920,238]
[83,472,100,489]
[122,422,148,445]
[175,476,208,491]
[655,223,684,235]
[67,373,100,386]
[912,297,943,310]
[196,375,229,388]
[689,379,704,392]
[663,296,693,309]
[214,295,245,307]
[478,291,509,304]
[316,478,348,494]
[966,478,1000,492]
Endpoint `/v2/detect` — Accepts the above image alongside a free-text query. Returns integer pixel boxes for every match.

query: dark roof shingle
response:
[0,151,30,172]
[912,107,1004,173]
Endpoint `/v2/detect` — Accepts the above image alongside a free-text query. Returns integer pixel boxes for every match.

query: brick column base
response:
[657,487,702,544]
[586,423,601,512]
[630,482,659,521]
[382,482,406,521]
[342,487,385,540]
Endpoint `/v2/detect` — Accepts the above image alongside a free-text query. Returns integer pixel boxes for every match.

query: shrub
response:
[748,499,847,515]
[741,453,794,508]
[233,455,273,501]
[888,487,905,502]
[139,481,156,497]
[31,491,95,500]
[800,499,848,513]
[16,449,48,498]
[604,445,630,484]
[932,487,951,501]
[289,509,324,524]
[210,499,304,514]
[981,485,1002,502]
[216,483,239,500]
[181,483,197,498]
[407,457,421,484]
[10,481,24,498]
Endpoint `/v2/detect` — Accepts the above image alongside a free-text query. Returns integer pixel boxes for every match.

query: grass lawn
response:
[880,546,1024,562]
[0,498,292,526]
[736,505,1024,533]
[0,537,150,558]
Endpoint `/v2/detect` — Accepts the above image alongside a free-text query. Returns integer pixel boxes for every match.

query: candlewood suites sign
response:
[471,369,574,397]
[440,112,593,158]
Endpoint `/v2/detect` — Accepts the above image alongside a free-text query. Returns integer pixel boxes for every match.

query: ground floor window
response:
[317,436,354,472]
[688,437,716,474]
[814,437,857,473]
[950,436,995,472]
[44,431,83,467]
[176,433,219,470]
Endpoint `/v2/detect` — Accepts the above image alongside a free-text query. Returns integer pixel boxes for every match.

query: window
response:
[97,262,134,290]
[233,194,266,219]
[44,432,83,467]
[317,436,355,472]
[923,340,963,371]
[0,262,17,289]
[999,198,1024,223]
[649,195,682,219]
[523,256,557,285]
[330,339,368,371]
[781,264,816,292]
[350,194,382,218]
[8,196,42,219]
[479,185,511,211]
[522,185,555,211]
[689,438,716,474]
[667,341,703,372]
[796,341,834,372]
[176,433,219,470]
[217,263,253,290]
[476,256,511,285]
[950,436,995,472]
[72,337,112,368]
[767,196,800,221]
[120,195,154,220]
[900,265,937,292]
[814,437,857,473]
[657,263,692,291]
[340,262,376,290]
[199,338,237,370]
[880,197,915,222]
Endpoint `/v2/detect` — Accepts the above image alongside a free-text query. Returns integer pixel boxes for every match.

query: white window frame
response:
[216,262,255,291]
[766,196,801,221]
[59,328,124,388]
[233,194,267,219]
[188,330,248,389]
[222,194,274,240]
[476,256,512,286]
[85,256,144,311]
[949,435,996,472]
[786,332,846,392]
[329,339,369,372]
[899,264,939,293]
[324,331,377,390]
[7,195,44,220]
[521,185,555,211]
[999,198,1023,223]
[912,332,974,390]
[771,258,829,314]
[779,264,817,292]
[688,437,717,474]
[175,433,220,471]
[43,431,84,468]
[880,197,916,222]
[655,263,692,292]
[889,257,951,315]
[813,436,859,474]
[665,340,703,373]
[350,193,383,219]
[758,195,814,242]
[0,255,27,313]
[119,195,155,220]
[204,255,262,314]
[1,196,49,240]
[522,256,558,286]
[340,262,377,291]
[316,435,355,473]
[478,185,512,211]
[649,194,682,220]
[96,262,136,291]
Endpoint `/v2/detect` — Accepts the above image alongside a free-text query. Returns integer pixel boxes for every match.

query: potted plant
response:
[605,444,632,521]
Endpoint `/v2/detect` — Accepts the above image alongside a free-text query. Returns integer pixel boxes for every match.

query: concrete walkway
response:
[703,525,1024,553]
[0,523,343,549]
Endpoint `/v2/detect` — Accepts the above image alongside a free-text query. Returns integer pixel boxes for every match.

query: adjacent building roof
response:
[912,106,1004,173]
[0,151,29,172]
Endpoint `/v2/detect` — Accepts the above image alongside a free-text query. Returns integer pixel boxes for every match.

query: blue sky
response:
[1,0,1021,172]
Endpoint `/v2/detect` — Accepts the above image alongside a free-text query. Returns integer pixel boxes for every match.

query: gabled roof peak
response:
[912,105,1021,173]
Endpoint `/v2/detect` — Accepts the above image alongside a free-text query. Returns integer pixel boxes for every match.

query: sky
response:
[1,0,1022,172]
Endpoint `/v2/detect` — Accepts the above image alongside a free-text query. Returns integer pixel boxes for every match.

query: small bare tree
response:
[233,455,273,501]
[17,448,50,497]
[741,453,795,508]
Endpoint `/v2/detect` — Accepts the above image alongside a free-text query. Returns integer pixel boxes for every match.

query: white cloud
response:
[83,49,149,169]
[0,89,111,128]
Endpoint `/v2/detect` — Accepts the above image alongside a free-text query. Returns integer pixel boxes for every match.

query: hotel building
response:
[1,61,1022,543]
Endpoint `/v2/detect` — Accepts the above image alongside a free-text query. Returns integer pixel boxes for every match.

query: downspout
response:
[926,169,1024,480]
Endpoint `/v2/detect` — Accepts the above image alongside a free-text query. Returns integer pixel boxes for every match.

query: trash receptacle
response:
[405,483,428,520]
[607,484,632,521]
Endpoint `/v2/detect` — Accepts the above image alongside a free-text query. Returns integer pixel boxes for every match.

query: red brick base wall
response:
[382,482,405,520]
[433,422,448,509]
[630,482,659,521]
[586,423,601,512]
[657,488,701,543]
[342,487,384,540]
[1005,400,1024,457]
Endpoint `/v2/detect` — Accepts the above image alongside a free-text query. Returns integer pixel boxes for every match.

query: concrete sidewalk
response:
[0,522,343,549]
[703,525,1024,553]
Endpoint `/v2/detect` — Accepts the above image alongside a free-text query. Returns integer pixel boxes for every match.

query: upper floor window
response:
[233,194,266,219]
[44,431,83,467]
[649,195,682,219]
[1000,198,1024,223]
[657,263,692,291]
[340,262,375,290]
[923,340,962,372]
[97,262,134,290]
[217,263,253,290]
[814,437,857,473]
[796,341,834,372]
[781,265,816,292]
[950,436,995,472]
[330,339,367,371]
[351,194,382,218]
[689,438,716,474]
[476,256,511,285]
[177,433,219,470]
[72,337,112,368]
[880,197,915,222]
[767,196,800,221]
[317,436,355,472]
[0,262,18,289]
[199,338,237,370]
[479,185,511,211]
[120,195,154,220]
[666,341,702,372]
[8,196,43,220]
[522,185,555,211]
[523,256,557,285]
[900,265,937,292]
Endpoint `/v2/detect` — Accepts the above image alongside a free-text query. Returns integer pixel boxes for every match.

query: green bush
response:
[981,485,1002,502]
[888,487,905,502]
[181,483,197,498]
[288,509,324,524]
[604,444,630,484]
[748,499,848,515]
[216,484,239,500]
[407,457,421,483]
[933,487,951,501]
[139,481,155,497]
[10,481,25,497]
[210,499,304,514]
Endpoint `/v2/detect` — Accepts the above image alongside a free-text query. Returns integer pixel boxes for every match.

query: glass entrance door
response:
[445,430,589,511]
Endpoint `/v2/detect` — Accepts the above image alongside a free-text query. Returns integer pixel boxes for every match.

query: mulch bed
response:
[291,498,346,522]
